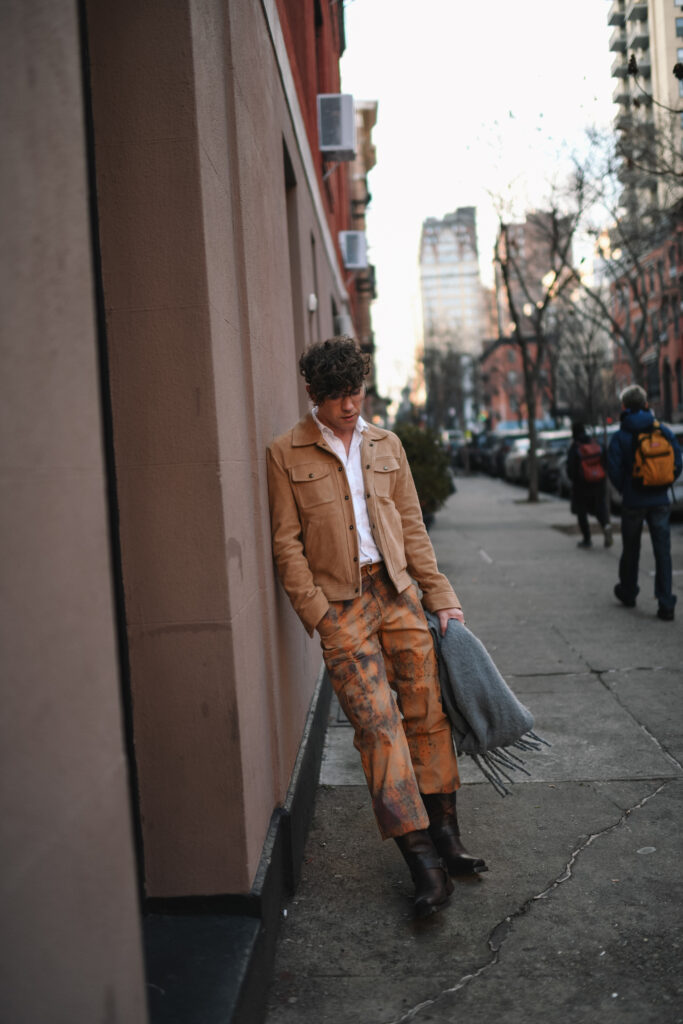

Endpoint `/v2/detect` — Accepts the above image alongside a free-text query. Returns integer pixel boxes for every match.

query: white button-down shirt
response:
[312,408,383,565]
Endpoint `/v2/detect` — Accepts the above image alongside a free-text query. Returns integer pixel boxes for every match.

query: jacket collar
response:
[292,412,389,447]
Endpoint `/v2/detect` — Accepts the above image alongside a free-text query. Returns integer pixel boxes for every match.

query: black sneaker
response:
[657,606,674,621]
[577,539,592,549]
[614,583,636,608]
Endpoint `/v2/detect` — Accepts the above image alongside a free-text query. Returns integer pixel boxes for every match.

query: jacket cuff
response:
[301,590,331,637]
[422,588,461,613]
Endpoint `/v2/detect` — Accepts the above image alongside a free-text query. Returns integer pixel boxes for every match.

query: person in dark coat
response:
[566,422,612,549]
[607,384,682,621]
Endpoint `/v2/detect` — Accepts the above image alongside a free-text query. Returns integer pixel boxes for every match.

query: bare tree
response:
[557,127,682,393]
[553,297,616,425]
[493,206,578,501]
[421,340,469,433]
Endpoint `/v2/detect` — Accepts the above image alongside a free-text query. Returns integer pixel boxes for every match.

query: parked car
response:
[536,430,573,493]
[469,431,500,474]
[503,437,531,483]
[480,429,528,477]
[492,430,528,477]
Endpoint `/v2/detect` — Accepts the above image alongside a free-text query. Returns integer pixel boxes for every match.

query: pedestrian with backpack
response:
[607,385,682,621]
[566,422,613,549]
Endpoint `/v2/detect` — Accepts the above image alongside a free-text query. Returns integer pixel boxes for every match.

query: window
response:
[677,17,683,36]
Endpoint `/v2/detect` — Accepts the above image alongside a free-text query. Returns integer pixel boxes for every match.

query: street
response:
[266,474,683,1024]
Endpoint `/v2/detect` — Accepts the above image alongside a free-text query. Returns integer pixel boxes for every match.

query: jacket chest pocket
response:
[290,463,336,509]
[373,456,400,497]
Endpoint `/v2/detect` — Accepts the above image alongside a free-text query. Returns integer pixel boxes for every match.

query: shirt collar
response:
[311,407,368,442]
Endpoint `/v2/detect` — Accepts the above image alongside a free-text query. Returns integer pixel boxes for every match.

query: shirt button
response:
[366,493,371,499]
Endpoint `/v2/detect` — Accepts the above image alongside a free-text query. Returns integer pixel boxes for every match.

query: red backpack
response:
[577,439,606,483]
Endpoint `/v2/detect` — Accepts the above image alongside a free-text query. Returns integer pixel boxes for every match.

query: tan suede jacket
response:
[266,414,460,635]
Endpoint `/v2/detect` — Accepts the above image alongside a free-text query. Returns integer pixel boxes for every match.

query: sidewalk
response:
[265,476,683,1024]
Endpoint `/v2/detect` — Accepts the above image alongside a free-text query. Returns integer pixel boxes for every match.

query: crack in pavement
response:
[551,624,682,770]
[596,672,683,773]
[381,781,672,1024]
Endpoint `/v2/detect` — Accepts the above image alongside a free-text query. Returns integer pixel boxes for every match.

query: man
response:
[607,384,682,621]
[266,337,486,919]
[566,422,612,549]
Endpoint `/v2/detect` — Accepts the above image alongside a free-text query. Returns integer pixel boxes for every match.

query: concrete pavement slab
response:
[265,476,683,1024]
[600,668,683,766]
[266,779,681,1024]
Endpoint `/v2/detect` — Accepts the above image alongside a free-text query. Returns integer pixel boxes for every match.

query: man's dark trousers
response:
[619,504,676,612]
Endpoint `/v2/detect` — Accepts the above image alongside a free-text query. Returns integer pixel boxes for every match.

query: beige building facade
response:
[2,1,358,1021]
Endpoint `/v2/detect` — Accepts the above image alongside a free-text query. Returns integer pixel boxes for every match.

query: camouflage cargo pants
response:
[318,562,460,839]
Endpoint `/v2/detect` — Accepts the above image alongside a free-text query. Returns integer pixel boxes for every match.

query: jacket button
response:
[308,473,314,478]
[349,524,354,530]
[383,465,388,470]
[369,442,374,447]
[355,587,359,593]
[345,495,349,500]
[366,493,370,499]
[338,466,343,472]
[366,464,370,469]
[353,556,358,562]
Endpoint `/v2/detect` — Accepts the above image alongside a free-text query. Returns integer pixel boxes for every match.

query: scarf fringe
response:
[466,731,551,796]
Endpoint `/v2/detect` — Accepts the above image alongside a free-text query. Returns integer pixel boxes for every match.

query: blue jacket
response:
[607,409,682,509]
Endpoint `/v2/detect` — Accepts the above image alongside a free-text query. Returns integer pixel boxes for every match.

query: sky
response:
[339,0,616,406]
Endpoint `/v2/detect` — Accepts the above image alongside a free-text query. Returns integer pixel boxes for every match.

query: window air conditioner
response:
[317,94,356,161]
[339,231,368,270]
[334,313,354,336]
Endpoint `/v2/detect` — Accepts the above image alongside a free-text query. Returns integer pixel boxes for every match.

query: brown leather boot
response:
[394,829,453,918]
[422,792,488,876]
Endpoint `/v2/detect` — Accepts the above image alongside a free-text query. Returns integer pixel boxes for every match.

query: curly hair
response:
[299,337,371,401]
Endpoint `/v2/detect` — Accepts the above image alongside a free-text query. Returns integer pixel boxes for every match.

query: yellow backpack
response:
[632,421,676,489]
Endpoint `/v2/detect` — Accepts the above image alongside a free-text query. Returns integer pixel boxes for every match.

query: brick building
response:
[610,207,683,421]
[2,3,371,1022]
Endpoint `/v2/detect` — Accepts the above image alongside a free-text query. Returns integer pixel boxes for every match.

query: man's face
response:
[313,387,364,436]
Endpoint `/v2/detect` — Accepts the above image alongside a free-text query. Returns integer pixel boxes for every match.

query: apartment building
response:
[419,207,487,357]
[418,208,488,429]
[1,3,368,1022]
[609,0,683,211]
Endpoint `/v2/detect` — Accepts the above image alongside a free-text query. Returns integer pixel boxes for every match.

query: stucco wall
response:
[86,0,345,896]
[0,1,147,1020]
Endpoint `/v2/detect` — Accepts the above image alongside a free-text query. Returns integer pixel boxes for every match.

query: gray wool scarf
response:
[425,611,549,796]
